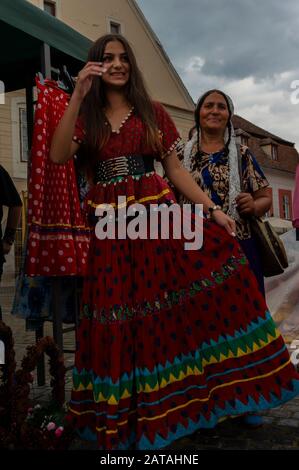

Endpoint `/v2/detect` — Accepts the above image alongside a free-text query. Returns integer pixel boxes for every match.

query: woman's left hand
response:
[236,192,255,216]
[211,210,236,237]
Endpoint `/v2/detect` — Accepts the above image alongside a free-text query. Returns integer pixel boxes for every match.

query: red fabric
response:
[70,180,299,448]
[74,101,181,161]
[81,102,181,221]
[25,79,90,276]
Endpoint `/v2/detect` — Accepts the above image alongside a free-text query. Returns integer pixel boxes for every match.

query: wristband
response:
[207,205,222,219]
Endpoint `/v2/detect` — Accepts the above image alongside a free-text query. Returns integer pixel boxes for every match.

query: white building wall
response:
[263,168,295,218]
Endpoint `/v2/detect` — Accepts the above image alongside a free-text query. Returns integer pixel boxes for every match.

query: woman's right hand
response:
[73,61,107,101]
[211,209,236,237]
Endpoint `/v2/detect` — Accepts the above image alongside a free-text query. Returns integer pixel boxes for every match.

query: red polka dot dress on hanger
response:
[26,79,90,277]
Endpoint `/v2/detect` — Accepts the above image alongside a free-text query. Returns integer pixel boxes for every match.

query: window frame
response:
[107,17,124,35]
[271,144,278,161]
[282,194,290,220]
[44,0,56,16]
[278,189,293,220]
[241,135,249,147]
[19,106,29,163]
[10,97,28,179]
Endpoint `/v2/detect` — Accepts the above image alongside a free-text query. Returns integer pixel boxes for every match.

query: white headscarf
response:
[183,91,241,221]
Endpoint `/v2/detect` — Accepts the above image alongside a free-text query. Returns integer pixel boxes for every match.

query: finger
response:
[225,224,236,237]
[79,66,105,79]
[236,196,251,204]
[227,220,236,237]
[88,62,107,72]
[238,206,252,214]
[82,64,105,75]
[237,203,251,211]
[85,61,104,67]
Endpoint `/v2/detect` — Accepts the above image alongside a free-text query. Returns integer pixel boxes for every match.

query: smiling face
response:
[101,40,130,89]
[199,92,230,136]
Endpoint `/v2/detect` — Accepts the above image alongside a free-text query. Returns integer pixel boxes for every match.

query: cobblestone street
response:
[1,285,299,450]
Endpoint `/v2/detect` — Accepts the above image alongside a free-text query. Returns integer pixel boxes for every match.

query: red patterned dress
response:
[68,103,299,450]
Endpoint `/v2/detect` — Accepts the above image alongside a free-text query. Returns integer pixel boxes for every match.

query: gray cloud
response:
[137,0,299,80]
[136,0,299,147]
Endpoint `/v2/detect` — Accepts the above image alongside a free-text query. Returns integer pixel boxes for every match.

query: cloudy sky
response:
[136,0,299,148]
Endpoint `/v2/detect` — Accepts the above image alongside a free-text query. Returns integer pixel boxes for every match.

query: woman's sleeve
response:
[72,117,86,145]
[241,147,269,193]
[153,102,182,159]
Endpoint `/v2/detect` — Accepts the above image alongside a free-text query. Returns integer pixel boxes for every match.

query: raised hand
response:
[73,62,107,101]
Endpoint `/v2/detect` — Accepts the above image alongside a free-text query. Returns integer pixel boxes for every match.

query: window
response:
[264,187,273,217]
[282,195,290,219]
[279,189,292,220]
[110,21,121,34]
[271,144,278,161]
[19,107,28,162]
[44,0,56,16]
[241,135,249,146]
[11,97,28,179]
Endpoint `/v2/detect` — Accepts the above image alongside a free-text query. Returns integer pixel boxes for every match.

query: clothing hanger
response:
[49,66,68,92]
[60,65,75,93]
[37,66,75,93]
[37,72,45,85]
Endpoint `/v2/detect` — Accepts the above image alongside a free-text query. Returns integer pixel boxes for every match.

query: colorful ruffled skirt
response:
[68,171,299,450]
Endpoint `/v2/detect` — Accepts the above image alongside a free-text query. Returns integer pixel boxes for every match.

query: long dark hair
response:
[79,34,161,172]
[194,89,232,155]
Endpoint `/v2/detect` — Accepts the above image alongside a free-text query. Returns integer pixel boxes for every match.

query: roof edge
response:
[128,0,194,110]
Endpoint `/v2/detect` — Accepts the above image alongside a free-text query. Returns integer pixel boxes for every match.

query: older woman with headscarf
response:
[183,89,272,296]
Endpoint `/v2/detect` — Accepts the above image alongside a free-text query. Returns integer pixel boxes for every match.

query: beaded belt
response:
[95,155,155,182]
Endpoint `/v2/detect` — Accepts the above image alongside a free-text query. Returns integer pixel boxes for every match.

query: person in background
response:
[0,165,22,320]
[182,89,272,297]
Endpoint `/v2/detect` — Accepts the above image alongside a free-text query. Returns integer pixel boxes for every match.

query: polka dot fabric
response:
[26,79,90,276]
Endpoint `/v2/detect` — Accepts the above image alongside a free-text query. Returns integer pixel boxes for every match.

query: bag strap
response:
[236,144,262,224]
[236,143,243,191]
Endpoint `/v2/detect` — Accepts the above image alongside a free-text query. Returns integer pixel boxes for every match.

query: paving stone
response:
[261,416,275,424]
[278,419,299,428]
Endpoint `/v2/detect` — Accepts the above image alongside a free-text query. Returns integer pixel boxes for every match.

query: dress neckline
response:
[105,106,134,135]
[200,147,225,157]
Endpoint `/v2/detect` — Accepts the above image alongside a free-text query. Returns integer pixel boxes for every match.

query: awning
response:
[0,0,92,91]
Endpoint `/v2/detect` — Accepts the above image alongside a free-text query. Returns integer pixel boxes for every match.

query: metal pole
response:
[40,43,51,78]
[25,76,34,152]
[34,43,52,386]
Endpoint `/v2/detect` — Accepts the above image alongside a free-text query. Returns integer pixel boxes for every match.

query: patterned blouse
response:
[181,145,269,240]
